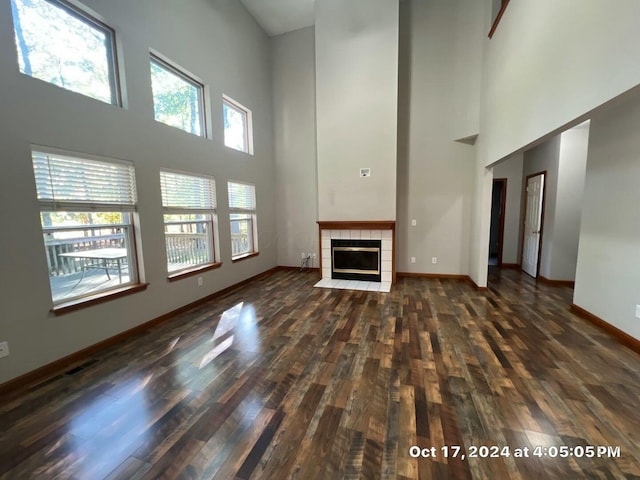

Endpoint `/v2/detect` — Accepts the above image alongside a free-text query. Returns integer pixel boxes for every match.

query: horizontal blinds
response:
[227,181,255,210]
[160,170,216,210]
[32,150,137,210]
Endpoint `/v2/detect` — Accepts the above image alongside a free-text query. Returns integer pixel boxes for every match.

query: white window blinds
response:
[227,181,255,210]
[32,150,137,210]
[160,171,216,211]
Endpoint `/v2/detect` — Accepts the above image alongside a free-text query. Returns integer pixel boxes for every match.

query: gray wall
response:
[574,96,640,340]
[395,0,475,275]
[523,136,561,279]
[271,27,319,267]
[315,0,399,221]
[0,0,276,384]
[492,153,523,265]
[521,126,588,281]
[553,124,588,280]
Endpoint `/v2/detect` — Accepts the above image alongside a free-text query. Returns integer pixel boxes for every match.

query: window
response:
[32,149,139,306]
[223,95,253,154]
[227,181,257,260]
[160,170,219,276]
[10,0,120,105]
[150,55,205,136]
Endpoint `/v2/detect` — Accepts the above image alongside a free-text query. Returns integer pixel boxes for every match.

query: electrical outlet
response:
[312,253,317,259]
[197,276,203,287]
[411,257,416,264]
[636,304,640,319]
[0,342,9,359]
[411,219,417,226]
[431,257,437,264]
[301,252,306,259]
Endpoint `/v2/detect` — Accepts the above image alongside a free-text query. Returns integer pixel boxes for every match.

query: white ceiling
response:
[240,0,315,37]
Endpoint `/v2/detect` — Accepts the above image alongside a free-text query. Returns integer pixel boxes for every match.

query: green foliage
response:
[151,61,201,135]
[10,0,114,103]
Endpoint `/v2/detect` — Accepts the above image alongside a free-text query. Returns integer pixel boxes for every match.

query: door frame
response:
[518,170,547,277]
[491,178,507,267]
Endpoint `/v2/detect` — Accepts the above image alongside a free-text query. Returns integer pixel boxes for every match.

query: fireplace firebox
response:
[331,239,381,282]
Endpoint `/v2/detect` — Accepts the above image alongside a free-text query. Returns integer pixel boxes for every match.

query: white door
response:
[522,173,544,277]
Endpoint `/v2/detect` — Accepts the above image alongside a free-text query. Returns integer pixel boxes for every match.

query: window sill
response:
[167,262,222,282]
[52,283,149,316]
[231,251,259,263]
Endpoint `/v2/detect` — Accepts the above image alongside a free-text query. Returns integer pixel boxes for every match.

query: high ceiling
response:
[240,0,315,37]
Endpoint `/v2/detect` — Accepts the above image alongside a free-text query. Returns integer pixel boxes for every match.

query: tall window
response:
[10,0,120,105]
[150,54,205,137]
[160,170,218,276]
[32,149,139,305]
[223,95,253,154]
[227,181,257,259]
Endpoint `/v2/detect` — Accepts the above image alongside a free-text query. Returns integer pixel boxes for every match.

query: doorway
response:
[489,179,507,266]
[521,171,546,278]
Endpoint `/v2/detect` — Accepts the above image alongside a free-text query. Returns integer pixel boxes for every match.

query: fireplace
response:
[331,239,381,282]
[317,221,395,289]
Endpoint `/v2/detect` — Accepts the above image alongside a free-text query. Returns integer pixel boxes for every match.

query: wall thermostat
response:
[360,168,371,177]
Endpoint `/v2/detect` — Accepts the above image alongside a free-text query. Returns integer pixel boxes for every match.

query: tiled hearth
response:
[314,277,392,293]
[315,221,395,292]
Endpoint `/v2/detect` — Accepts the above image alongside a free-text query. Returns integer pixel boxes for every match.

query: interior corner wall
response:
[573,96,640,340]
[492,153,523,265]
[551,124,589,281]
[271,27,319,267]
[315,0,399,221]
[395,0,475,275]
[0,0,275,384]
[450,0,485,141]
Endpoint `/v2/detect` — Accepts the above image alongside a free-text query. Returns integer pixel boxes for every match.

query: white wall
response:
[0,0,276,384]
[271,27,319,267]
[492,153,523,265]
[553,123,589,280]
[395,0,475,275]
[470,0,640,287]
[481,0,640,166]
[523,136,561,279]
[574,97,640,340]
[315,0,399,221]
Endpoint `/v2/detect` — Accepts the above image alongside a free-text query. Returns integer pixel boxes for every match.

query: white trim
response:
[222,94,254,155]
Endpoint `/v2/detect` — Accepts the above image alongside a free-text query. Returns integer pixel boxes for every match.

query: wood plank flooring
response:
[1,267,640,479]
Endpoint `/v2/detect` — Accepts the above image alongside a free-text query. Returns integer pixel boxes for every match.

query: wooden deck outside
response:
[1,268,639,479]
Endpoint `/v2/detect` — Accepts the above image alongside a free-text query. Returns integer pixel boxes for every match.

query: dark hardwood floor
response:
[1,268,640,479]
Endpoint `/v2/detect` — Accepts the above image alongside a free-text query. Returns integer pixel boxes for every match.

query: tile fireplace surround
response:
[316,221,395,292]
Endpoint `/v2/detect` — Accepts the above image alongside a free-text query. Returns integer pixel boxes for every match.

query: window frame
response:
[10,0,122,106]
[227,180,258,261]
[159,169,221,279]
[222,95,254,155]
[150,52,207,137]
[31,146,144,311]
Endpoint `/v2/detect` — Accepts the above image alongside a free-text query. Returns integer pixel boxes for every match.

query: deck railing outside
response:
[166,231,210,272]
[44,225,127,276]
[230,218,252,257]
[44,225,213,276]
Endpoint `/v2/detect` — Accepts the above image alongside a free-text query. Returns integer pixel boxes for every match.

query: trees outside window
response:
[10,0,120,104]
[151,55,205,137]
